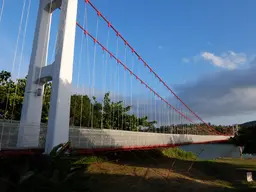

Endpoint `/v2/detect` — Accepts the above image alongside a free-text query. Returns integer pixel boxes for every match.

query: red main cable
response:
[76,22,226,136]
[84,0,213,131]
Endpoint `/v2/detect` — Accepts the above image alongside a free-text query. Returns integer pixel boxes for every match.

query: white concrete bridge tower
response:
[17,0,78,153]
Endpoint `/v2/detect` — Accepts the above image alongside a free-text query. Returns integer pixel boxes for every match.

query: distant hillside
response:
[240,120,256,128]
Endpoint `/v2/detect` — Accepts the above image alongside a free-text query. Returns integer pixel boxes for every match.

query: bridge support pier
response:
[17,0,78,154]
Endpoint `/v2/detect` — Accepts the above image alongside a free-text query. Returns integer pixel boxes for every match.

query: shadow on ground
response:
[95,149,256,190]
[0,149,255,192]
[76,172,239,192]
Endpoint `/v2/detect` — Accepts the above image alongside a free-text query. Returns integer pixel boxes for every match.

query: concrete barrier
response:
[0,121,230,150]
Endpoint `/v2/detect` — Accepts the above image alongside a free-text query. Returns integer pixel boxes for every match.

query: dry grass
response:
[0,149,255,191]
[86,163,228,192]
[80,150,256,192]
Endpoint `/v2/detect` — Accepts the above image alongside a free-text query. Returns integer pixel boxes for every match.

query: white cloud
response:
[172,57,256,125]
[77,52,255,126]
[201,51,247,69]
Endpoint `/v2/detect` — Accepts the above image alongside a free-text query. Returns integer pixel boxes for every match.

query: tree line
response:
[0,70,156,131]
[0,70,234,135]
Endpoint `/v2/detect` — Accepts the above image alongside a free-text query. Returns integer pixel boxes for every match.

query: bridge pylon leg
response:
[45,0,78,153]
[18,0,78,153]
[17,0,52,148]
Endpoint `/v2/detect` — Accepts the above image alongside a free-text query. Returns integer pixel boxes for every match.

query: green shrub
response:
[74,156,104,165]
[162,148,198,160]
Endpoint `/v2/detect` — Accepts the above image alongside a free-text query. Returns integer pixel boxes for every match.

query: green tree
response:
[231,125,256,154]
[70,94,92,127]
[0,70,16,119]
[41,82,52,122]
[103,92,112,129]
[0,70,158,131]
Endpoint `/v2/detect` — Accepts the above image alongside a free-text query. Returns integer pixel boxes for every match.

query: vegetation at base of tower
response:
[0,142,89,192]
[230,122,256,154]
[0,70,234,134]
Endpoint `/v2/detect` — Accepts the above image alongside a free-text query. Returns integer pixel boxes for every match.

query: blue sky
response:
[0,0,255,125]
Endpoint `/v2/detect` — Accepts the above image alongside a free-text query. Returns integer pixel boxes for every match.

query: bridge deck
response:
[0,139,230,157]
[0,121,232,156]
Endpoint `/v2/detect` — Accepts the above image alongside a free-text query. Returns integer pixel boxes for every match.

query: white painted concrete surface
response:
[3,121,231,150]
[45,0,78,153]
[17,0,78,153]
[69,128,231,149]
[17,0,52,148]
[1,121,252,160]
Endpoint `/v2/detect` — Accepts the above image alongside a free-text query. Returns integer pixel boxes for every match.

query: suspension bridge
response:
[0,0,234,156]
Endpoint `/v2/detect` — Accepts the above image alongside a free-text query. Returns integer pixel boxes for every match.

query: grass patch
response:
[73,156,104,165]
[84,156,256,191]
[1,149,255,191]
[216,158,256,170]
[162,147,198,160]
